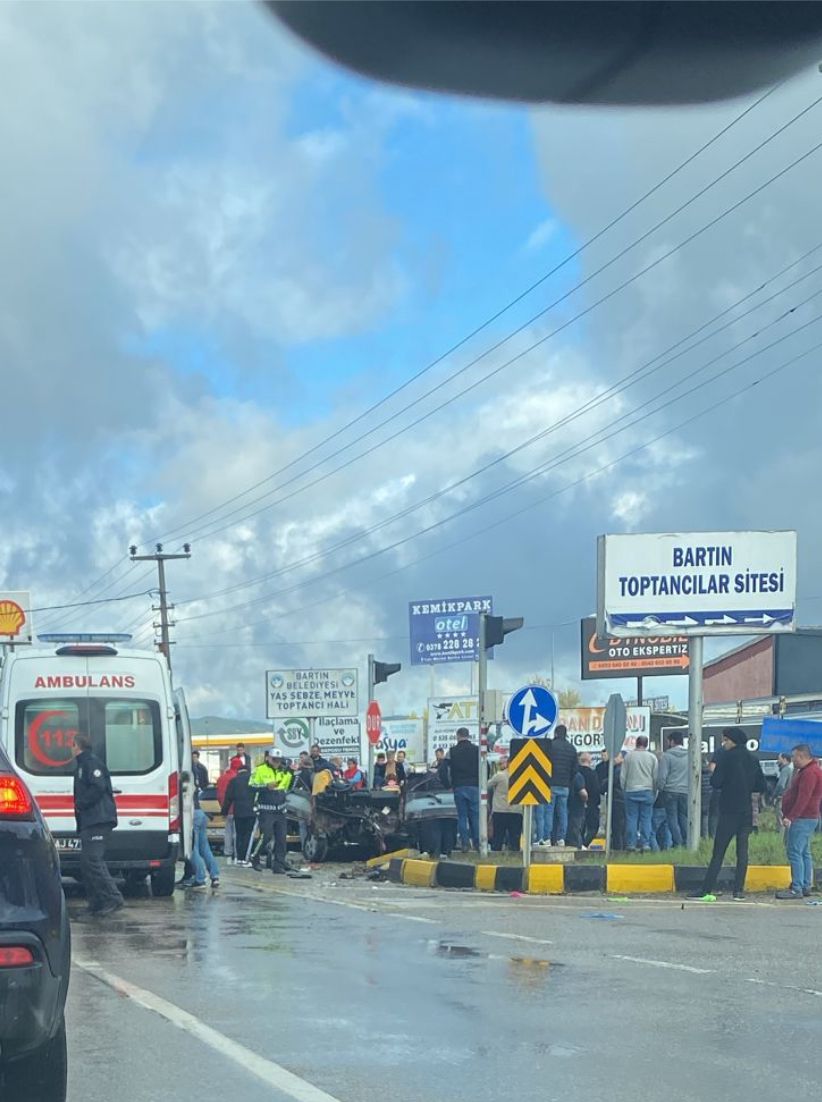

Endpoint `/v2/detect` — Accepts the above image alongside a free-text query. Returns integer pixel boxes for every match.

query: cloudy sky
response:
[3,2,822,720]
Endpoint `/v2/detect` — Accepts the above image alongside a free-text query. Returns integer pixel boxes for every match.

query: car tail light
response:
[0,947,35,967]
[0,774,34,820]
[168,771,180,831]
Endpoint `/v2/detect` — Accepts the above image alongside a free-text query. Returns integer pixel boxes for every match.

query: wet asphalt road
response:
[66,863,822,1102]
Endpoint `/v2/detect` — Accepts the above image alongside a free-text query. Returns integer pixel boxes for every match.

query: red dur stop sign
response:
[366,700,382,745]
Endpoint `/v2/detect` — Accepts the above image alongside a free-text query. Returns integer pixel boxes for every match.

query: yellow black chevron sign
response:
[508,738,552,805]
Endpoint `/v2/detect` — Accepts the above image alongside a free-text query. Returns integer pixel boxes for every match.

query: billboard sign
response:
[265,668,358,719]
[376,717,425,762]
[409,595,492,665]
[427,695,480,755]
[0,591,33,645]
[759,716,822,757]
[562,705,651,753]
[272,716,363,761]
[580,617,688,679]
[597,530,797,636]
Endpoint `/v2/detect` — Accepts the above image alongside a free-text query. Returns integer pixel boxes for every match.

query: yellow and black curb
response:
[386,858,804,895]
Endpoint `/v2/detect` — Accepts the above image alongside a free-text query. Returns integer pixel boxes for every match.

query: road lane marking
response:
[747,977,822,998]
[231,878,437,921]
[481,931,554,945]
[612,955,714,974]
[75,959,345,1102]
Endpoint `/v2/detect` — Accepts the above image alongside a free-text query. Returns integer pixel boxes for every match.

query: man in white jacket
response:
[620,736,658,852]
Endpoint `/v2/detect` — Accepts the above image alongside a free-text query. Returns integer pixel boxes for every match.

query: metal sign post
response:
[478,615,489,857]
[522,806,533,870]
[602,694,626,860]
[687,636,704,851]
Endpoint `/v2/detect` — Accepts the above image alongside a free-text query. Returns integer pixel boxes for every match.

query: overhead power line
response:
[179,114,822,547]
[152,81,802,547]
[177,310,822,626]
[179,334,822,644]
[174,262,822,609]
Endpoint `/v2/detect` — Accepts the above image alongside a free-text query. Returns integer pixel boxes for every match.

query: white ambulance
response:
[0,634,193,897]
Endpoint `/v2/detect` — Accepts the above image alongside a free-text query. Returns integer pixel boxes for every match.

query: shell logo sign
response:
[0,591,33,645]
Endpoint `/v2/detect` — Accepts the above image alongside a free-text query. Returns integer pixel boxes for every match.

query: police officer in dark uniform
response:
[73,732,124,916]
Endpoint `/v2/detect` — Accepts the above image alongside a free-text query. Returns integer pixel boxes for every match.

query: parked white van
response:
[0,634,193,897]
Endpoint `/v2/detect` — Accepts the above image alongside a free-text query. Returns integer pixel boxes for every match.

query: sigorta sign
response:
[580,617,688,680]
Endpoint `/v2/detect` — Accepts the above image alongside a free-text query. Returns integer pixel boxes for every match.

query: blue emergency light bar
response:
[37,633,133,644]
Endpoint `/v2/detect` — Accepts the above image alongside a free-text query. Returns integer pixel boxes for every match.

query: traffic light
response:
[374,660,402,685]
[484,615,524,648]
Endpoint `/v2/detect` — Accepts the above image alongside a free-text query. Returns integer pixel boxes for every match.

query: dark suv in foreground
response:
[0,745,70,1101]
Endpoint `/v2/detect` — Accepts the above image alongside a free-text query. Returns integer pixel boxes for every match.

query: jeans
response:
[191,808,220,883]
[454,786,480,848]
[650,807,672,852]
[547,786,570,843]
[786,818,817,893]
[624,790,654,850]
[79,826,124,912]
[533,804,551,842]
[223,812,236,858]
[702,811,751,895]
[663,791,689,847]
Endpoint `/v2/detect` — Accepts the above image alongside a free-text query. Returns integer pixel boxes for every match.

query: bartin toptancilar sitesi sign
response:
[597,530,797,636]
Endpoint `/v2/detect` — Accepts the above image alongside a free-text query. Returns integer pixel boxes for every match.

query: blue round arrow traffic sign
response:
[505,684,559,738]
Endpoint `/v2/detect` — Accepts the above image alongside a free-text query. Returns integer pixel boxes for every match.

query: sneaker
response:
[211,878,220,889]
[686,893,717,901]
[802,888,812,897]
[732,892,746,901]
[191,881,207,890]
[175,878,194,890]
[226,857,234,866]
[775,889,803,900]
[271,867,287,876]
[556,839,565,848]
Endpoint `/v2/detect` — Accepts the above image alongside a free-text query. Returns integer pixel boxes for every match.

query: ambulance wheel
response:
[123,872,147,896]
[150,867,175,898]
[302,831,328,862]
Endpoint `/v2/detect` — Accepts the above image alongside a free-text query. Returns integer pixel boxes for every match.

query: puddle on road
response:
[427,940,562,991]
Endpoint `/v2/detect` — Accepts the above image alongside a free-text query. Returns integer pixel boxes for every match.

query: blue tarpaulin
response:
[759,716,822,756]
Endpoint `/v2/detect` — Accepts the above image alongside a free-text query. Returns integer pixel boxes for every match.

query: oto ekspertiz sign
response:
[597,530,797,636]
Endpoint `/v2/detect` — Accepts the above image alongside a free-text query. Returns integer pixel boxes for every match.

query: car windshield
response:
[15,698,162,776]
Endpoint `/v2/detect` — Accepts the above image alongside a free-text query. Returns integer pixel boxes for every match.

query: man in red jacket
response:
[776,744,822,900]
[217,755,244,864]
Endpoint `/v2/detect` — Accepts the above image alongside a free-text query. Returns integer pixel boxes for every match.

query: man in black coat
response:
[578,752,602,846]
[222,763,255,865]
[690,728,766,901]
[73,733,124,917]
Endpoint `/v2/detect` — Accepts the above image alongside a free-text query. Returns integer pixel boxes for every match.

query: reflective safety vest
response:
[251,764,293,811]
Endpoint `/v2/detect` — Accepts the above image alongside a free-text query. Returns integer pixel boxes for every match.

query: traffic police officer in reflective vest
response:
[249,749,293,874]
[72,732,124,916]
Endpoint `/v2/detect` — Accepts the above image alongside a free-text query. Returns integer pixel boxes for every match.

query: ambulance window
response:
[102,699,162,774]
[16,700,83,775]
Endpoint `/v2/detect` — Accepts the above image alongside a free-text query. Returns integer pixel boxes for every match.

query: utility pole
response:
[687,636,704,850]
[129,543,191,675]
[477,613,524,857]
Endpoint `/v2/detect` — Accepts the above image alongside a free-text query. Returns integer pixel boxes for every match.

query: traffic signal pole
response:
[478,614,489,857]
[367,653,375,786]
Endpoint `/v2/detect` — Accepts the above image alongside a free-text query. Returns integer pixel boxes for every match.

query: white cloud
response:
[523,217,556,252]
